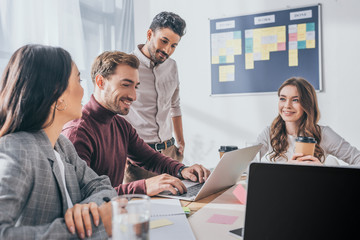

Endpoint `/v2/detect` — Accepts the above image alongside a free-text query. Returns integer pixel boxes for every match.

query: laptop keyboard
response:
[176,182,204,198]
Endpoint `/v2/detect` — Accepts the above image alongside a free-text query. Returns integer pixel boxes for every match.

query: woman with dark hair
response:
[256,77,360,165]
[0,44,115,239]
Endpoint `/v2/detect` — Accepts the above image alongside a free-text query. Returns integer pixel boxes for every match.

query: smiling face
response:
[144,27,180,64]
[99,64,139,115]
[278,85,304,126]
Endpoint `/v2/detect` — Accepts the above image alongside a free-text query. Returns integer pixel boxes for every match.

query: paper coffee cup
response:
[295,136,317,156]
[218,145,238,158]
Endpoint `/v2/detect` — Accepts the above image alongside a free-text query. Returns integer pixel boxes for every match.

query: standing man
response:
[62,51,210,196]
[124,11,186,182]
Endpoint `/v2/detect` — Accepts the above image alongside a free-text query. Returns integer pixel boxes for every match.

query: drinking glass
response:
[111,194,151,240]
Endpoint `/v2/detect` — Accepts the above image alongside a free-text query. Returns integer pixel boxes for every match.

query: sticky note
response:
[182,207,190,213]
[207,214,238,225]
[277,42,286,51]
[232,184,247,204]
[233,31,242,39]
[289,49,298,67]
[245,53,254,70]
[306,22,315,31]
[150,219,173,229]
[298,40,306,49]
[289,33,297,42]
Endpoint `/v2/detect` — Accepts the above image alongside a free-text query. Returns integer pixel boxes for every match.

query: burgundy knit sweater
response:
[62,95,183,194]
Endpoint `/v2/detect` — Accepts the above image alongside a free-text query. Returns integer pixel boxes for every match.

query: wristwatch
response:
[177,166,188,179]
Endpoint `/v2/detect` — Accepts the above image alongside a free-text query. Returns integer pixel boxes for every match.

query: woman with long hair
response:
[0,44,115,239]
[256,77,360,165]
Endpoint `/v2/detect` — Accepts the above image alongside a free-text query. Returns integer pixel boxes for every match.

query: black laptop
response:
[241,162,360,240]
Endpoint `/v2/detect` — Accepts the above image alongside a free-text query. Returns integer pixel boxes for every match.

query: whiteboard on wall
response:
[210,4,322,95]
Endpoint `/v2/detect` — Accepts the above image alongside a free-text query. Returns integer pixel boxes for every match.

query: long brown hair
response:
[0,44,72,137]
[269,77,324,162]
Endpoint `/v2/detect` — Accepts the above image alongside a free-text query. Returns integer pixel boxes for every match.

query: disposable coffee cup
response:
[294,136,317,156]
[218,146,238,158]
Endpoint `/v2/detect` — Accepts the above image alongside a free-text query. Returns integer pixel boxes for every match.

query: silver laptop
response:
[158,144,262,201]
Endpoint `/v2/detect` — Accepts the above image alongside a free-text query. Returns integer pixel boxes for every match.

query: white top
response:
[255,125,360,165]
[124,44,182,143]
[54,150,74,208]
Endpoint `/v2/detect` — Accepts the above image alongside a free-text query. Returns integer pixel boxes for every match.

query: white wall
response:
[133,0,360,168]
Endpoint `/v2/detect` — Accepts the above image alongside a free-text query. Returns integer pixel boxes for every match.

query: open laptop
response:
[240,162,360,239]
[158,144,262,201]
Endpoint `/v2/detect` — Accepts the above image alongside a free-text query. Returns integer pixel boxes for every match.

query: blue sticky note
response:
[306,22,315,31]
[233,31,241,39]
[219,56,227,64]
[245,38,253,53]
[298,41,306,49]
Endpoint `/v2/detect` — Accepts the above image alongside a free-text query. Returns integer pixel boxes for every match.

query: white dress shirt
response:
[256,125,360,165]
[125,44,182,143]
[54,150,73,208]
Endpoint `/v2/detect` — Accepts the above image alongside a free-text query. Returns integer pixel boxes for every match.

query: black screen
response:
[244,163,360,240]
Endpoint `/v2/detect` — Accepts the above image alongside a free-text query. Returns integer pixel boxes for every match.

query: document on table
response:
[150,199,196,240]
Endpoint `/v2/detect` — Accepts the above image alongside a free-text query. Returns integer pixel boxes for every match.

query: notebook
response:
[150,199,195,240]
[242,162,360,240]
[158,144,262,201]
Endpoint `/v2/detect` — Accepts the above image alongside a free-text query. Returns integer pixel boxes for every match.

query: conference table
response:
[179,179,246,239]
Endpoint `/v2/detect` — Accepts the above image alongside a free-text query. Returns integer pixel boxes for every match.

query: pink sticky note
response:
[289,33,297,42]
[233,184,247,204]
[207,214,238,225]
[277,42,286,51]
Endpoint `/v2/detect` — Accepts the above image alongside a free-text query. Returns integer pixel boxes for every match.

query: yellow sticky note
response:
[226,39,234,48]
[289,49,298,67]
[297,32,306,41]
[245,53,254,70]
[226,55,234,63]
[268,43,277,52]
[212,56,219,64]
[261,49,269,60]
[219,65,235,82]
[276,26,286,42]
[150,219,173,229]
[219,48,227,56]
[306,39,315,48]
[297,24,306,34]
[233,39,242,55]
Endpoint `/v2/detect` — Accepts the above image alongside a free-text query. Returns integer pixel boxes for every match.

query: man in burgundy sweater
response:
[62,51,210,196]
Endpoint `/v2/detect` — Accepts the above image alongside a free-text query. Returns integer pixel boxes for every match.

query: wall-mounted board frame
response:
[210,4,322,95]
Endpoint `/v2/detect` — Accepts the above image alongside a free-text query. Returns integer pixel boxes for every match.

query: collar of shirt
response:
[134,44,156,69]
[83,95,117,124]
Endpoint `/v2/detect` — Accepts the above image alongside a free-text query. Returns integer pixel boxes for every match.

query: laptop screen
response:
[244,162,360,240]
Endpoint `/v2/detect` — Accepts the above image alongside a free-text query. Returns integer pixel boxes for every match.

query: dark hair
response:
[91,51,139,84]
[0,44,72,137]
[149,11,186,37]
[269,77,324,162]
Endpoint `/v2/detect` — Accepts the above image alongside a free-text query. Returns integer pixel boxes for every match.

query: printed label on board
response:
[216,20,235,30]
[254,15,275,25]
[290,10,312,20]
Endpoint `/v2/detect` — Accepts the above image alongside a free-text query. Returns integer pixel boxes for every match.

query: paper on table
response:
[232,184,247,204]
[207,214,238,225]
[150,199,196,240]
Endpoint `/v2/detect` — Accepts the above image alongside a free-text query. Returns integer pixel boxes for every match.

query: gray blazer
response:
[0,130,117,239]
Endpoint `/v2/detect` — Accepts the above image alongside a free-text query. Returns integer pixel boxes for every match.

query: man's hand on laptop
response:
[145,174,187,196]
[181,164,210,183]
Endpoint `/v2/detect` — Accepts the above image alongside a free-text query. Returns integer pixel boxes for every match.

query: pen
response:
[103,197,111,202]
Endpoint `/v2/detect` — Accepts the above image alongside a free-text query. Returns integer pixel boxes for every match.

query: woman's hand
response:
[289,153,323,165]
[64,202,99,239]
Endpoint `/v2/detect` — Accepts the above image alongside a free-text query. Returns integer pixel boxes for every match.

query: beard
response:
[148,46,168,64]
[104,95,131,116]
